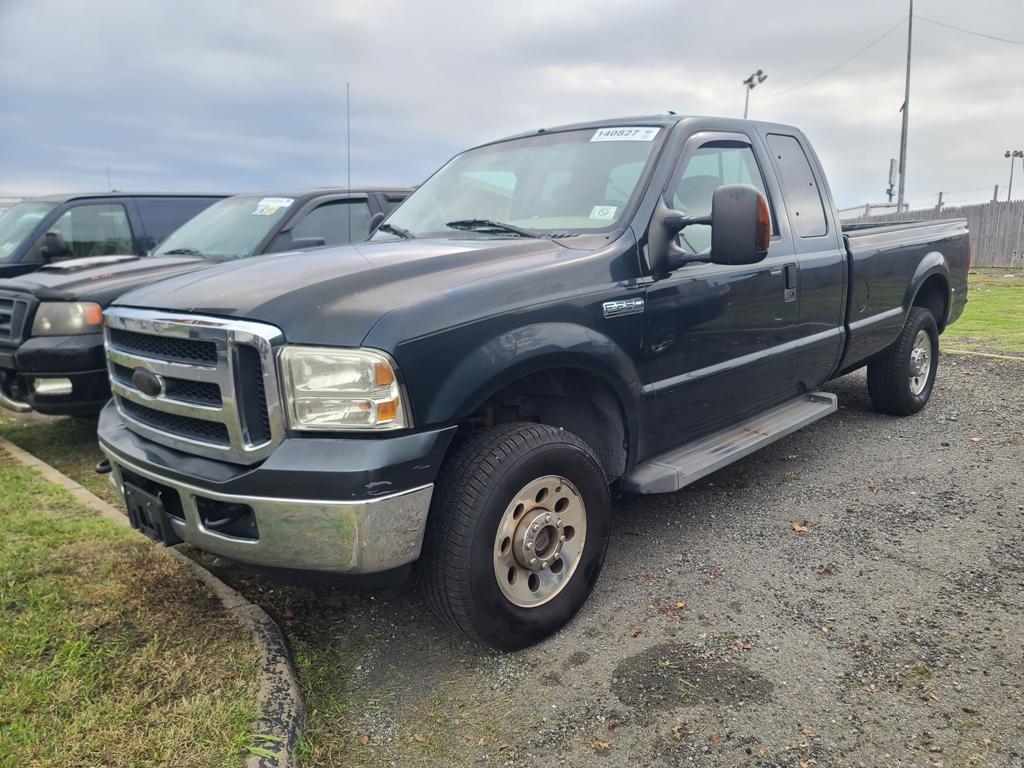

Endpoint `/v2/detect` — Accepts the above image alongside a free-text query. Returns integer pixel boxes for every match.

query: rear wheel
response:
[867,307,939,415]
[422,423,610,650]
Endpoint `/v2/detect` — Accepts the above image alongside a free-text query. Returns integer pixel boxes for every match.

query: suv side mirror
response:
[648,184,770,273]
[39,231,72,261]
[290,236,327,250]
[368,211,386,235]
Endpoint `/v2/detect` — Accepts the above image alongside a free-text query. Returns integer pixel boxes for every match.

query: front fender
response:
[421,320,642,434]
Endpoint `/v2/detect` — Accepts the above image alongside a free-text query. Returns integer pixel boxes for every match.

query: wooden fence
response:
[845,200,1024,268]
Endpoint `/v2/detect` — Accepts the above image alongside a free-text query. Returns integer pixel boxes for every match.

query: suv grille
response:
[0,292,35,346]
[104,308,284,464]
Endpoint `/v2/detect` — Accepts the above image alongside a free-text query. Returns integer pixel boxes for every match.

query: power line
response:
[755,18,906,100]
[914,14,1023,45]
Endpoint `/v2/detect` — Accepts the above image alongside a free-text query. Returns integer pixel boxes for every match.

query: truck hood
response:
[0,254,207,305]
[115,237,592,347]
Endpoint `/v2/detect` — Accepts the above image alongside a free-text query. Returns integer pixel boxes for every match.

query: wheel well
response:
[913,274,949,332]
[463,368,628,481]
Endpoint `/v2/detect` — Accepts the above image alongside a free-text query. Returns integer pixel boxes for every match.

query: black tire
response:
[422,423,610,650]
[867,306,939,416]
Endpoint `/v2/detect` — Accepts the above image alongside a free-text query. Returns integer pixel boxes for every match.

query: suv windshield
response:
[153,195,294,260]
[0,201,56,261]
[378,126,663,239]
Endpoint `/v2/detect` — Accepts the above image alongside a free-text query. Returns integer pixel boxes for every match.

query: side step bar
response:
[620,391,838,494]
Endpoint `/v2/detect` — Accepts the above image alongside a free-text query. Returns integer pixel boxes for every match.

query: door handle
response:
[783,263,798,302]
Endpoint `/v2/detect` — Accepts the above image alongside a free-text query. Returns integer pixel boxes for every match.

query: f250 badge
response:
[602,297,645,318]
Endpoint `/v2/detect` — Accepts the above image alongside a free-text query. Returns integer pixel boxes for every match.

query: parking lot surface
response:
[191,356,1024,767]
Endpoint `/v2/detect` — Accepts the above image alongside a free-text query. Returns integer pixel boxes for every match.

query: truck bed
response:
[838,217,970,372]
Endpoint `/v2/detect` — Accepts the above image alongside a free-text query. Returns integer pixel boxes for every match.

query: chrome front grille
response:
[0,292,34,346]
[103,307,285,464]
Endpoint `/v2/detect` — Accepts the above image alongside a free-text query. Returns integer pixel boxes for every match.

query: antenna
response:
[346,82,352,239]
[106,165,112,191]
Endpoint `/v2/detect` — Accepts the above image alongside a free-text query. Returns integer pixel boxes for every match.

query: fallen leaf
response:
[280,605,294,619]
[477,736,486,746]
[671,725,684,741]
[607,722,619,731]
[969,437,982,443]
[593,737,612,752]
[710,732,721,746]
[675,601,685,609]
[414,734,426,744]
[816,565,833,576]
[801,726,815,737]
[791,522,810,533]
[631,626,644,638]
[358,735,369,746]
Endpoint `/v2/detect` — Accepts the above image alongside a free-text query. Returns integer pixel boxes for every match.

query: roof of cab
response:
[26,192,228,204]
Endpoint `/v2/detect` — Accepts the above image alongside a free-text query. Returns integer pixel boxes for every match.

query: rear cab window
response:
[765,134,828,238]
[46,203,134,259]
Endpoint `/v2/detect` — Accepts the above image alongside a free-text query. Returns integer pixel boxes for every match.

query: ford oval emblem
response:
[131,368,164,398]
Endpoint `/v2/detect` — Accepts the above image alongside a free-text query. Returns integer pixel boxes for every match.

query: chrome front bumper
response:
[101,447,434,574]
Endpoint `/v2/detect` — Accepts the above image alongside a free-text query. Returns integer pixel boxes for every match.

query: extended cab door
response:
[639,130,801,455]
[760,131,847,388]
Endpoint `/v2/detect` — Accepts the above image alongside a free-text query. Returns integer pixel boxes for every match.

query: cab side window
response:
[285,199,373,249]
[666,142,770,255]
[45,203,134,259]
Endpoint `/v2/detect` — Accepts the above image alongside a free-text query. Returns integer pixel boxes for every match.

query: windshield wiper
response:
[445,219,548,239]
[161,247,204,256]
[377,223,414,240]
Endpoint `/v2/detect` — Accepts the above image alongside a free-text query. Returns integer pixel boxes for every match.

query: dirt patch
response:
[611,641,773,713]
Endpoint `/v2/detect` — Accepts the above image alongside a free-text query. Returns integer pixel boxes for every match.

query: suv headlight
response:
[278,346,409,431]
[31,302,103,336]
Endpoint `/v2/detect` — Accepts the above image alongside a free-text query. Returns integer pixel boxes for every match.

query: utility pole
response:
[742,70,767,119]
[896,0,913,212]
[1006,150,1023,201]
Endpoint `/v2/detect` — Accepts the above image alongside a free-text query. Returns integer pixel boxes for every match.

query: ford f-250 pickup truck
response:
[0,187,410,415]
[95,115,968,650]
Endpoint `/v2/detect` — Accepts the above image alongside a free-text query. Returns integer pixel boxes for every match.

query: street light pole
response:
[896,0,913,213]
[1006,150,1023,201]
[742,69,767,119]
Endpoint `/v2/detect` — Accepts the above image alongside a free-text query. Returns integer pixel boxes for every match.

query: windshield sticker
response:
[591,127,660,142]
[251,197,294,216]
[589,205,618,220]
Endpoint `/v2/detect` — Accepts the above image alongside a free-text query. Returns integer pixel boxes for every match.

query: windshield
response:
[153,195,294,260]
[378,126,663,239]
[0,201,56,261]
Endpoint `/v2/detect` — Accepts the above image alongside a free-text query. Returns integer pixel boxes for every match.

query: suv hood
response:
[115,238,592,347]
[0,254,206,305]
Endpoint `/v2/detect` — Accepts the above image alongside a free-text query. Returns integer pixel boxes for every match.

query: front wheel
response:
[867,306,939,415]
[421,423,610,650]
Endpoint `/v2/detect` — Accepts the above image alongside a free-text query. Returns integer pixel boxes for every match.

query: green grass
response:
[944,267,1024,356]
[0,449,261,768]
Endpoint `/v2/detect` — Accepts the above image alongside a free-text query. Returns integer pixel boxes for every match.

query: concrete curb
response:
[944,348,1024,363]
[0,436,305,768]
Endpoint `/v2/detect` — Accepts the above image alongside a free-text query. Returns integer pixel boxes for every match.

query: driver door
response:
[639,131,801,455]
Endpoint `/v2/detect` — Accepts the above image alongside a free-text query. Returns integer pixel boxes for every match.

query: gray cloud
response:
[2,0,1022,209]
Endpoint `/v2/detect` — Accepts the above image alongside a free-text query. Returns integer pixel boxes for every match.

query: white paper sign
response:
[591,127,660,142]
[589,205,618,220]
[251,197,295,216]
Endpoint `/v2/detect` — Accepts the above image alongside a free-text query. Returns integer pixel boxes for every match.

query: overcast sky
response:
[2,0,1022,210]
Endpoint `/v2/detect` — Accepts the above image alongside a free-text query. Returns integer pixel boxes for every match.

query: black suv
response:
[0,192,225,279]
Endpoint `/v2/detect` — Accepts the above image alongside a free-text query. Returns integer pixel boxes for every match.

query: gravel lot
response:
[202,356,1024,767]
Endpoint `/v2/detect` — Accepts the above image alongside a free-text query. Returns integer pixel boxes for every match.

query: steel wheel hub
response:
[909,329,932,395]
[493,475,587,608]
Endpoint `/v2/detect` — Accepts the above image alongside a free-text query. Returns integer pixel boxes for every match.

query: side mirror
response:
[290,236,327,250]
[708,184,771,266]
[368,211,386,235]
[39,231,72,261]
[648,184,770,273]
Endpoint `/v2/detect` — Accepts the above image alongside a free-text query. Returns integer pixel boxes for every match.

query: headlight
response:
[31,302,103,336]
[278,346,409,431]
